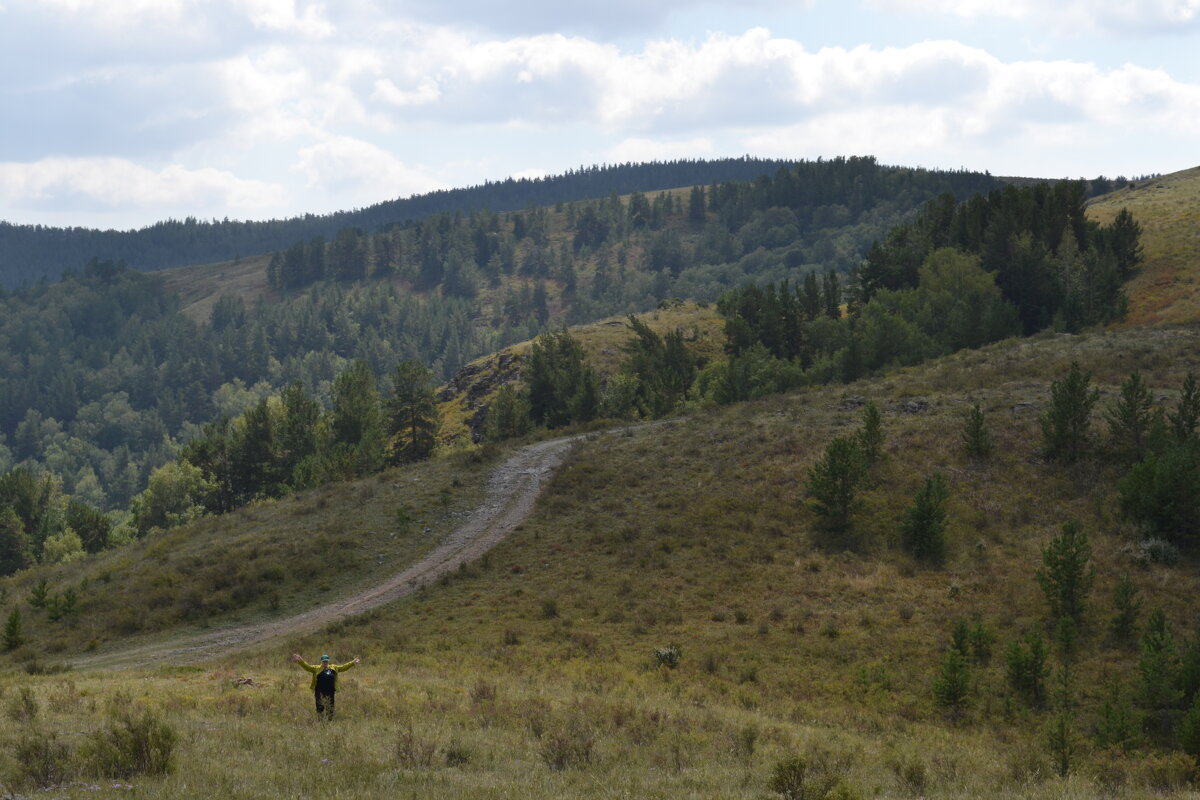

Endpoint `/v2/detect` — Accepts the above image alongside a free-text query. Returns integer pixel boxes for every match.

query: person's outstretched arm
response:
[292,653,320,673]
[334,657,361,672]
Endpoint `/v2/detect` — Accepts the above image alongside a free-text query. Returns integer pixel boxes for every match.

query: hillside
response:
[3,318,1200,796]
[434,301,727,447]
[0,158,798,288]
[1087,166,1200,325]
[0,157,1008,516]
[1,162,1198,797]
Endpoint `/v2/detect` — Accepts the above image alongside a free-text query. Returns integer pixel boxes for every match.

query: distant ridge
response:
[0,157,798,287]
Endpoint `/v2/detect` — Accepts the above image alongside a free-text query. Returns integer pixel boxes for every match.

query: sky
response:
[0,0,1198,231]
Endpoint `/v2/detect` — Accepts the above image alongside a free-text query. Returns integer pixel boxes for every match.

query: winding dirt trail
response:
[71,435,582,671]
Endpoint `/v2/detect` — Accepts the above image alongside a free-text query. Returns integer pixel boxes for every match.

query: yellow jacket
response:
[296,658,356,692]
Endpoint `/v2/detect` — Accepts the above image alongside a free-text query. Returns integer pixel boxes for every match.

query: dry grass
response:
[158,253,276,323]
[5,323,1200,797]
[1088,166,1200,326]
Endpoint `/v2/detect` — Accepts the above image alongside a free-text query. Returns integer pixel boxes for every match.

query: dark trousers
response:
[315,691,335,719]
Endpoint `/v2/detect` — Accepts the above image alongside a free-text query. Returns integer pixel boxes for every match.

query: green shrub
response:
[654,644,681,669]
[768,750,841,800]
[6,685,38,723]
[537,713,595,770]
[396,722,439,769]
[84,709,177,778]
[13,729,73,788]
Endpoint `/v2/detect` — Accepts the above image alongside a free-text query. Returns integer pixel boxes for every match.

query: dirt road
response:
[71,435,580,670]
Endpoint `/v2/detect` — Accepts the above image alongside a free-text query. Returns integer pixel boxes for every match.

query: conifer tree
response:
[1036,521,1095,625]
[330,359,385,475]
[1040,362,1099,463]
[933,647,971,718]
[2,607,23,651]
[807,435,866,532]
[1105,370,1154,461]
[960,402,993,460]
[899,473,950,565]
[385,360,439,464]
[1006,630,1049,709]
[858,401,884,467]
[1138,608,1180,713]
[1109,573,1141,648]
[1169,372,1200,442]
[484,385,532,442]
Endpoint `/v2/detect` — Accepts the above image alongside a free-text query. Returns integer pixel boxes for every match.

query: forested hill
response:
[0,158,799,288]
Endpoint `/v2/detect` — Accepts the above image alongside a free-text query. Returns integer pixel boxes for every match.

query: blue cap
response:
[321,654,330,661]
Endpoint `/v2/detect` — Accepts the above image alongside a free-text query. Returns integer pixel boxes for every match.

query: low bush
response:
[537,712,595,771]
[13,729,73,788]
[83,708,178,778]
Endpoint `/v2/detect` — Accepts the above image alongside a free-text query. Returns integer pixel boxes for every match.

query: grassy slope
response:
[436,300,727,447]
[5,324,1200,798]
[158,253,275,324]
[1087,165,1200,325]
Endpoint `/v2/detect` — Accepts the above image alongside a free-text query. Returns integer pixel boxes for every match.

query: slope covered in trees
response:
[0,158,797,288]
[0,157,1008,514]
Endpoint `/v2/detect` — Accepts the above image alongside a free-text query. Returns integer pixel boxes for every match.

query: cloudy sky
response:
[1,0,1197,230]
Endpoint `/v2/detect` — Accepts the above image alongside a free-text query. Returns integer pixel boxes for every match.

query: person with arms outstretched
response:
[292,652,360,719]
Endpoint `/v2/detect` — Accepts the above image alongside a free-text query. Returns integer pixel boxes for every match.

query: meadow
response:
[4,321,1200,798]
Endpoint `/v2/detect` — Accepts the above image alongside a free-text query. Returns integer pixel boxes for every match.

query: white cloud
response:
[372,77,441,107]
[231,0,334,38]
[388,0,802,39]
[0,158,285,211]
[866,0,1200,32]
[294,136,446,201]
[35,0,188,27]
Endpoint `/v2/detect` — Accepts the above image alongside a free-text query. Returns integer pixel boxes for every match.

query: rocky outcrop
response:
[439,351,527,442]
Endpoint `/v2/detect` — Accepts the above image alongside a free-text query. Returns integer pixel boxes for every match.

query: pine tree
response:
[484,385,533,442]
[1109,573,1141,648]
[1105,370,1154,461]
[932,647,971,718]
[807,435,866,532]
[2,607,24,651]
[899,473,950,565]
[1040,362,1099,463]
[385,361,439,464]
[329,360,384,475]
[858,401,884,467]
[1036,521,1095,625]
[1006,631,1049,709]
[1169,372,1200,442]
[1138,608,1180,712]
[1095,680,1140,751]
[961,402,993,460]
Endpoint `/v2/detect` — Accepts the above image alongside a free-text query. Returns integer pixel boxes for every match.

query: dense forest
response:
[0,158,801,288]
